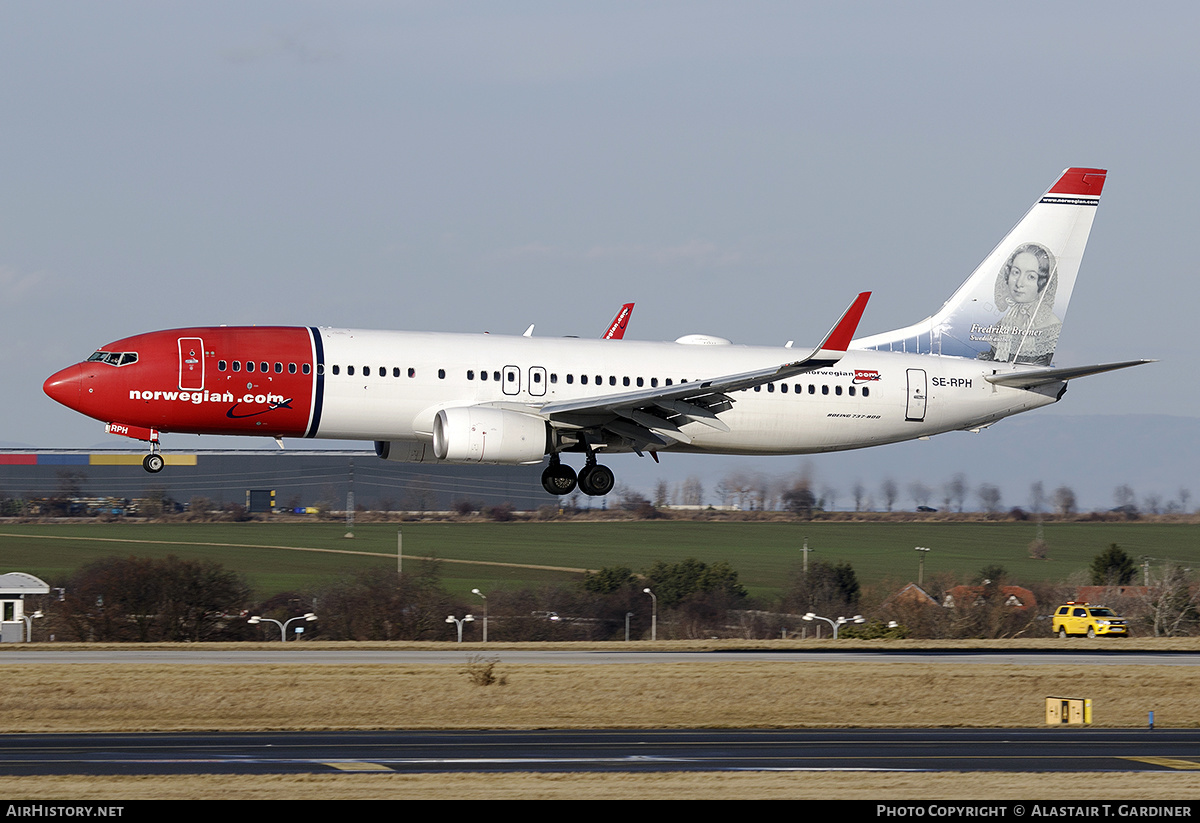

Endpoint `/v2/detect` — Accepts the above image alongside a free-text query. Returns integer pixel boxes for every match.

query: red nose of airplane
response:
[43,364,84,410]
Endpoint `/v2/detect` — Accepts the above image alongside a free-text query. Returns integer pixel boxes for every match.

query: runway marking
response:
[326,761,394,771]
[1124,757,1200,770]
[0,531,591,573]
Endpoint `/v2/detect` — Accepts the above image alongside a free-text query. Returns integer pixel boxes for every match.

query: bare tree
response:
[680,476,704,507]
[820,485,839,512]
[978,484,1002,514]
[852,481,867,513]
[1052,486,1077,517]
[946,474,968,513]
[1139,564,1200,637]
[881,478,898,513]
[1113,484,1137,513]
[908,481,932,510]
[1029,481,1045,516]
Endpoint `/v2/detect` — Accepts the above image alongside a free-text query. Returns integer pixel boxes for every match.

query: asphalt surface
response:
[0,729,1196,776]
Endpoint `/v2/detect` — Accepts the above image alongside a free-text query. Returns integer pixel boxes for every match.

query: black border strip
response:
[305,327,325,438]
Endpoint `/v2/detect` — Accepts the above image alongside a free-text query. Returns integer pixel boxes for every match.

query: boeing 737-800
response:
[43,167,1150,496]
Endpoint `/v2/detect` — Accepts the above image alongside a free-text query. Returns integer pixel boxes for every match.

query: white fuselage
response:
[314,329,1060,455]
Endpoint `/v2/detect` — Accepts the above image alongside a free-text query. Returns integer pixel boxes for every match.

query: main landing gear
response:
[540,454,615,497]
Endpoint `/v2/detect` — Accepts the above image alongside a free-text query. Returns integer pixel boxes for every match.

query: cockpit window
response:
[87,351,138,367]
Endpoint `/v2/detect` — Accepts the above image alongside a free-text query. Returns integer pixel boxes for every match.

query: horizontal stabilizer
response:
[984,359,1154,388]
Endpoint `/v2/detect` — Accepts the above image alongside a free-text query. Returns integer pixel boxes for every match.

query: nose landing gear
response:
[142,444,164,473]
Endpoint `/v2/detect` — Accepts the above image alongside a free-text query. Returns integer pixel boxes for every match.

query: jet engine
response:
[432,407,549,464]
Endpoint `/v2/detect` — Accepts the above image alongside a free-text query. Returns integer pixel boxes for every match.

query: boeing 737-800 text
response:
[44,168,1150,496]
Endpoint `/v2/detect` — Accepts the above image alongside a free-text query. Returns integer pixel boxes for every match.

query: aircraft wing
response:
[984,359,1155,389]
[537,293,870,446]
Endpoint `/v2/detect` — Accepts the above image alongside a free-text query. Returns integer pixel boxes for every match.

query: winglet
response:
[603,303,635,339]
[816,292,871,355]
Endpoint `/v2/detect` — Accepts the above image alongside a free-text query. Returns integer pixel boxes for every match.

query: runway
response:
[1,729,1197,776]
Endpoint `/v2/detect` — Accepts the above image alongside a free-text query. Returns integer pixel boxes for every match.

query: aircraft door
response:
[178,337,204,391]
[502,365,521,396]
[528,366,546,397]
[905,368,927,422]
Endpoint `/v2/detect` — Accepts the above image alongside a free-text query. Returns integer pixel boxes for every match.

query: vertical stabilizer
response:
[853,167,1106,365]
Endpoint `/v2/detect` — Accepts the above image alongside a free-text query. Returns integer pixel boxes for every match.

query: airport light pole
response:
[248,612,317,641]
[643,587,657,641]
[915,546,931,586]
[471,588,488,643]
[803,612,864,640]
[21,610,42,642]
[446,614,474,643]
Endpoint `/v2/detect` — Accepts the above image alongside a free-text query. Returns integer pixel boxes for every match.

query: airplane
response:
[43,167,1151,497]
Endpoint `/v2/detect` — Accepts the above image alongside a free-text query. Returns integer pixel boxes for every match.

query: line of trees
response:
[23,541,1200,643]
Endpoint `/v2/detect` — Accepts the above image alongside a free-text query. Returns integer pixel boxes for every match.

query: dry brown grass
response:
[5,660,1198,731]
[3,772,1200,800]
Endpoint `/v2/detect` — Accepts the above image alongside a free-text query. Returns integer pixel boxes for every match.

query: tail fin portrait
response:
[853,167,1106,366]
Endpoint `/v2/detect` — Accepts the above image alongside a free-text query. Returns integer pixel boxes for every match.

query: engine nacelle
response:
[374,440,436,463]
[432,406,548,464]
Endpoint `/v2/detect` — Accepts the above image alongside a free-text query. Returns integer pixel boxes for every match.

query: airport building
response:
[0,449,547,513]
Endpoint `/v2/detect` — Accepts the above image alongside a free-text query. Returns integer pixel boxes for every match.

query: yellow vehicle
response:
[1052,602,1128,638]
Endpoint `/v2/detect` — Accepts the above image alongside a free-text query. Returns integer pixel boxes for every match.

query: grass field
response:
[5,648,1200,799]
[1,519,1197,601]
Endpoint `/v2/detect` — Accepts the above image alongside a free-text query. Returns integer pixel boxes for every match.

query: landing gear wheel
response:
[541,462,578,496]
[143,454,165,473]
[578,463,615,497]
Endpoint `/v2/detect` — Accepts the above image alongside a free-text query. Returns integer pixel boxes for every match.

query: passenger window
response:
[651,378,658,387]
[260,362,269,373]
[636,377,644,387]
[439,369,446,379]
[218,360,227,371]
[393,367,400,377]
[862,387,870,397]
[332,365,340,375]
[288,363,297,374]
[274,362,283,373]
[379,367,386,377]
[567,374,574,384]
[822,385,829,395]
[348,366,355,376]
[246,362,255,373]
[232,361,241,372]
[467,370,475,380]
[754,386,761,392]
[848,385,855,396]
[835,385,842,396]
[581,375,589,385]
[409,368,416,378]
[622,377,630,387]
[480,371,488,381]
[494,371,501,381]
[550,373,558,384]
